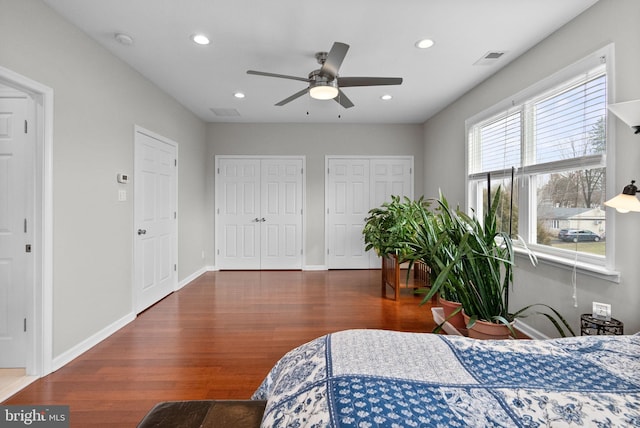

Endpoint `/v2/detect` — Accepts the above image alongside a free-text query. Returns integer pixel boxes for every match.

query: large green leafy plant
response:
[362,196,429,260]
[407,189,574,337]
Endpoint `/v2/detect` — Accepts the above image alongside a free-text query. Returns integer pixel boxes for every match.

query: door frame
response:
[133,126,178,312]
[0,66,54,377]
[214,155,306,270]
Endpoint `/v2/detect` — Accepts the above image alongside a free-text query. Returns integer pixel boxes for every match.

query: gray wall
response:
[1,0,208,357]
[206,123,424,266]
[423,0,640,336]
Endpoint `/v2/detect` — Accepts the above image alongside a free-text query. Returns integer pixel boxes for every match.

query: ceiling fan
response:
[247,42,403,109]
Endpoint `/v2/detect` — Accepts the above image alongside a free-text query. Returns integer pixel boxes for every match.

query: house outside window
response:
[466,46,613,271]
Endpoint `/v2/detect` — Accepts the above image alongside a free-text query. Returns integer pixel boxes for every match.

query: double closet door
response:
[326,156,413,269]
[216,157,304,270]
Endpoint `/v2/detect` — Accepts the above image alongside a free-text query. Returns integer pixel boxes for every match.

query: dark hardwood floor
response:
[3,270,436,427]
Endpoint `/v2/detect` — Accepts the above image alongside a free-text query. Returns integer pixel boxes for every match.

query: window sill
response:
[514,248,620,283]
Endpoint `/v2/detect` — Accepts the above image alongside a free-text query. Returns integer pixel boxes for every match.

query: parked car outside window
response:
[557,229,578,240]
[560,230,601,242]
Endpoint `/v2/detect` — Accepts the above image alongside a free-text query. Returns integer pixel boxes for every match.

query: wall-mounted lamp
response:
[608,99,640,134]
[604,180,640,213]
[603,100,640,213]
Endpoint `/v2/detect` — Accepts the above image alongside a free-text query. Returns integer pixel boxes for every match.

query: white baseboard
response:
[176,267,208,291]
[51,312,135,372]
[513,320,550,340]
[303,265,327,271]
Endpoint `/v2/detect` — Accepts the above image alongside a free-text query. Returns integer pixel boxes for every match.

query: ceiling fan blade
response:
[275,88,309,106]
[334,89,354,109]
[337,77,403,87]
[247,70,309,83]
[321,42,349,78]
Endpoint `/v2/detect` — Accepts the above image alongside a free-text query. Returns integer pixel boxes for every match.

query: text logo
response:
[0,406,69,428]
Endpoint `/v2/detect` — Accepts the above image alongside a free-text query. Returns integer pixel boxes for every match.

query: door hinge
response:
[24,218,27,233]
[24,120,28,134]
[25,244,32,253]
[327,249,330,255]
[24,318,27,332]
[174,212,177,219]
[174,264,177,271]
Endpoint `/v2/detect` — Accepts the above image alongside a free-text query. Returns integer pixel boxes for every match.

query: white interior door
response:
[217,158,261,269]
[368,158,413,266]
[134,128,177,313]
[216,156,303,270]
[0,94,31,367]
[326,156,413,269]
[326,158,370,269]
[260,159,303,269]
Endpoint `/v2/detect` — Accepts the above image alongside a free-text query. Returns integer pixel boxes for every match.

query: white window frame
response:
[465,44,619,282]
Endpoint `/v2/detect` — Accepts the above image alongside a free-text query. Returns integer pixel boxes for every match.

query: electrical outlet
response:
[592,301,611,320]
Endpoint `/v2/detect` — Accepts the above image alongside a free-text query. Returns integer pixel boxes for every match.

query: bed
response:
[252,329,640,427]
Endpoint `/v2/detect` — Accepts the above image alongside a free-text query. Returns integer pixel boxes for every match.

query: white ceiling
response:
[42,0,599,124]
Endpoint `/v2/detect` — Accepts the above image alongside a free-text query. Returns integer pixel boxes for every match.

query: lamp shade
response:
[608,100,640,134]
[604,180,640,213]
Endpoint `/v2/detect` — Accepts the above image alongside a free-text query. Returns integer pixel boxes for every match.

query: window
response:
[466,47,612,270]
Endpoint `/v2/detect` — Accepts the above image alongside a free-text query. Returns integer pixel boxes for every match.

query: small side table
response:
[580,314,623,336]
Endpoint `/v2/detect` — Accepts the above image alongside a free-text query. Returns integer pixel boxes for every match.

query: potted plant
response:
[363,195,427,259]
[363,196,431,299]
[407,188,574,339]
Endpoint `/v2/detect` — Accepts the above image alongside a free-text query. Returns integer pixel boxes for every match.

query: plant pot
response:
[463,312,513,340]
[438,296,468,336]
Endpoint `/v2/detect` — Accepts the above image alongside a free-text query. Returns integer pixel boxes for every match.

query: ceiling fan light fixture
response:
[309,81,338,100]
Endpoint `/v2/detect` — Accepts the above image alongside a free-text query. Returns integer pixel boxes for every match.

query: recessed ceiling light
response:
[114,32,134,46]
[381,94,393,101]
[415,39,435,49]
[191,34,210,45]
[234,92,245,99]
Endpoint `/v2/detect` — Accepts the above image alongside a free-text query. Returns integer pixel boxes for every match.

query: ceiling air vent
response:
[474,51,507,66]
[210,108,241,117]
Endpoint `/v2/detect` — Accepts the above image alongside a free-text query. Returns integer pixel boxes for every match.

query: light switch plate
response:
[118,189,127,202]
[592,301,611,320]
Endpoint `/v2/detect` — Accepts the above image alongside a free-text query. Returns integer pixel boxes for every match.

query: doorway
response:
[0,66,54,392]
[133,127,178,313]
[215,156,304,270]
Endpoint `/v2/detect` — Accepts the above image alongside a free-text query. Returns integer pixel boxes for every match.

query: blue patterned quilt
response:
[252,329,640,427]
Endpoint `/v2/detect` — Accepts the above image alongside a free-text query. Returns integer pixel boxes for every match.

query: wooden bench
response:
[137,400,266,428]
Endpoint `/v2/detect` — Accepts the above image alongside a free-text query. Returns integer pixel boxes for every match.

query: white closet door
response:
[217,158,261,269]
[368,158,413,267]
[260,159,303,269]
[327,157,413,269]
[216,157,303,270]
[327,158,370,269]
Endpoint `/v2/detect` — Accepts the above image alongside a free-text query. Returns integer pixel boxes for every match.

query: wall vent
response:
[210,108,241,117]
